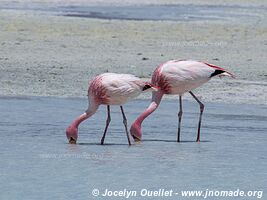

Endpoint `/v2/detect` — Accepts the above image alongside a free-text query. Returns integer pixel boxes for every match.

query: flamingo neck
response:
[130,91,164,141]
[136,102,157,123]
[136,91,164,124]
[131,91,164,140]
[73,113,89,127]
[72,103,99,128]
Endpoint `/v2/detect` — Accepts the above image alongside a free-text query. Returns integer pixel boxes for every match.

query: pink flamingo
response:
[130,60,235,142]
[66,73,157,145]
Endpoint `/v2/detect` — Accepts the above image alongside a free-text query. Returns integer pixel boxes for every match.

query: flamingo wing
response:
[155,60,234,94]
[101,73,142,104]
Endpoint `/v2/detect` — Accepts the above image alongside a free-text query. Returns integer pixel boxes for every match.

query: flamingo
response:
[66,73,157,145]
[130,60,235,142]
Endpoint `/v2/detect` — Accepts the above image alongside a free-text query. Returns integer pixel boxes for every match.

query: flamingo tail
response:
[202,61,236,79]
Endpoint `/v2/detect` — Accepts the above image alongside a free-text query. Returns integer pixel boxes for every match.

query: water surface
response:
[0,96,266,199]
[0,2,265,21]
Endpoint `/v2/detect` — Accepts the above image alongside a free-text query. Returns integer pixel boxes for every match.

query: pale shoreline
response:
[0,1,266,105]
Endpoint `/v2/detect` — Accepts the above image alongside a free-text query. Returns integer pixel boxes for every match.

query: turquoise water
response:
[0,96,266,199]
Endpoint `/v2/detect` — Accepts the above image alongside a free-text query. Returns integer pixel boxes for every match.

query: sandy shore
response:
[0,1,266,104]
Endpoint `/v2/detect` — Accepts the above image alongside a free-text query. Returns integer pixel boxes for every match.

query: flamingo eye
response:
[142,84,151,91]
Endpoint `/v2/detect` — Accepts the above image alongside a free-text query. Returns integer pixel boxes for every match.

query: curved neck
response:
[136,91,164,124]
[72,103,99,128]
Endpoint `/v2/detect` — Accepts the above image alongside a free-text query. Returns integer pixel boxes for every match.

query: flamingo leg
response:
[177,95,183,142]
[189,91,204,142]
[100,105,111,145]
[120,106,131,146]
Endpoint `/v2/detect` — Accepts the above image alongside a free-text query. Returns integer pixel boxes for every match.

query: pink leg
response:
[100,105,111,145]
[120,106,131,146]
[189,91,204,142]
[177,95,183,142]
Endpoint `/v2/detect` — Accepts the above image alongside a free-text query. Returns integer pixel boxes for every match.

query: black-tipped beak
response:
[142,84,151,91]
[142,84,159,92]
[69,137,77,144]
[132,135,141,143]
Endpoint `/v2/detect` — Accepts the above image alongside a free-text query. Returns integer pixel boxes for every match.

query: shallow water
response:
[0,2,265,21]
[0,96,266,200]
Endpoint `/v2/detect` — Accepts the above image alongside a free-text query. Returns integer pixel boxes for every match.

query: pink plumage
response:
[130,60,235,142]
[89,73,150,105]
[66,73,157,145]
[152,60,234,94]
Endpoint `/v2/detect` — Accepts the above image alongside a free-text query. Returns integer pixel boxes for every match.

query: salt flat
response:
[0,1,266,104]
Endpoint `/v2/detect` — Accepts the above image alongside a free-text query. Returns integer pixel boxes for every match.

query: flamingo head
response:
[130,122,142,143]
[141,82,159,93]
[66,125,78,144]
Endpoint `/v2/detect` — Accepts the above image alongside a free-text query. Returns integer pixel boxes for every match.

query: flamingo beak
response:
[132,135,141,143]
[69,137,77,144]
